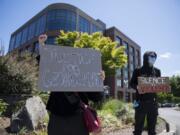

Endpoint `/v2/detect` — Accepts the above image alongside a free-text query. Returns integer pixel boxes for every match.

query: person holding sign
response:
[130,51,161,135]
[37,34,105,135]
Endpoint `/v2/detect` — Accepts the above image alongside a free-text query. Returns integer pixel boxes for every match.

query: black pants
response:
[133,101,158,135]
[48,112,89,135]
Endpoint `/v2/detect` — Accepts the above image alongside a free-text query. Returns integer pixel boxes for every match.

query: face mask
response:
[148,56,156,67]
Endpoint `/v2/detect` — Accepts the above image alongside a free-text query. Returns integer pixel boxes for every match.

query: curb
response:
[158,117,176,135]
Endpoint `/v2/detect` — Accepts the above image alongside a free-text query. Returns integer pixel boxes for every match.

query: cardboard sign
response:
[137,77,171,94]
[38,45,103,92]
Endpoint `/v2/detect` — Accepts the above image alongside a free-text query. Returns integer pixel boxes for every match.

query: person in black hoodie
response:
[130,51,161,135]
[37,34,105,135]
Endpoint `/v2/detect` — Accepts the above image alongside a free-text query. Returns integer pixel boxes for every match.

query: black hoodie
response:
[130,51,161,101]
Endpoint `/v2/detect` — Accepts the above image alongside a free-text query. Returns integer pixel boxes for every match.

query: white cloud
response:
[163,70,180,77]
[159,52,172,59]
[173,70,180,76]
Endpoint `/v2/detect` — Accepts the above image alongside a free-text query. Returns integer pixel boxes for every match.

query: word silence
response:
[137,77,171,94]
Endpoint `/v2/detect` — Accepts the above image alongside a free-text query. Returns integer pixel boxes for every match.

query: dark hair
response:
[143,51,157,67]
[143,51,157,58]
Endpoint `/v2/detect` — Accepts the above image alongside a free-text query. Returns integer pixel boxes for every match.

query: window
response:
[129,46,134,54]
[92,24,102,33]
[135,50,140,67]
[129,55,134,62]
[124,79,129,88]
[14,32,22,48]
[79,16,90,33]
[124,68,128,80]
[129,46,135,69]
[46,36,56,45]
[116,68,121,77]
[116,79,122,87]
[123,63,129,88]
[115,36,122,46]
[123,41,128,54]
[47,9,76,31]
[35,15,46,36]
[21,27,28,44]
[28,21,36,40]
[9,35,16,52]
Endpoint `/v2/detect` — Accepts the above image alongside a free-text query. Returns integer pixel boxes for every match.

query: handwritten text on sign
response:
[137,77,171,94]
[38,45,103,92]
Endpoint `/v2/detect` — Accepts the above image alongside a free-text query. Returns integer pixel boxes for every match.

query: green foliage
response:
[36,92,50,105]
[101,99,124,116]
[157,92,174,103]
[173,96,180,103]
[0,99,8,116]
[56,31,127,76]
[0,52,38,94]
[170,75,180,97]
[98,110,122,129]
[100,99,134,124]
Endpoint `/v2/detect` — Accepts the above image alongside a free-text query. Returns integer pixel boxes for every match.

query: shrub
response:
[100,99,134,125]
[0,52,38,95]
[173,96,180,103]
[0,99,8,116]
[101,99,124,116]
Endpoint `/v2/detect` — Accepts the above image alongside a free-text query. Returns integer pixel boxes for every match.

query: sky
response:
[0,0,180,77]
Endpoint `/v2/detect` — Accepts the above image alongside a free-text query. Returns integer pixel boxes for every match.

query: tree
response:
[0,52,38,95]
[56,31,127,76]
[170,75,180,97]
[157,75,180,103]
[0,38,5,56]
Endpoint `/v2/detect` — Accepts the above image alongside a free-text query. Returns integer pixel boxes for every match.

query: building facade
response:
[8,3,141,102]
[104,27,141,102]
[8,3,106,54]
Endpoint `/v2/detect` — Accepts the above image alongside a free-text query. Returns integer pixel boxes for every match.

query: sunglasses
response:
[149,55,156,58]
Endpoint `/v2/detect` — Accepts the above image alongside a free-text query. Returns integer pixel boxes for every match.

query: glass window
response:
[9,35,16,52]
[115,36,122,46]
[28,21,36,40]
[124,79,129,88]
[123,41,128,54]
[130,63,134,71]
[92,24,102,33]
[129,54,134,62]
[135,50,140,67]
[123,63,129,88]
[46,36,56,45]
[79,16,90,33]
[116,79,122,87]
[116,68,121,77]
[47,9,76,31]
[14,32,22,48]
[21,27,28,44]
[35,15,46,36]
[129,46,134,54]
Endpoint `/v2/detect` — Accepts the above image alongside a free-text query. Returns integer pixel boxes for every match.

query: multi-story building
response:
[8,3,141,102]
[8,3,106,54]
[104,27,141,102]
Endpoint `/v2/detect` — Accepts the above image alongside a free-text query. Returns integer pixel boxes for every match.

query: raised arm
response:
[36,34,48,64]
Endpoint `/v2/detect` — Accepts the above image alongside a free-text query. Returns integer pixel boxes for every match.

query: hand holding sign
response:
[39,35,105,92]
[98,70,105,81]
[38,34,47,46]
